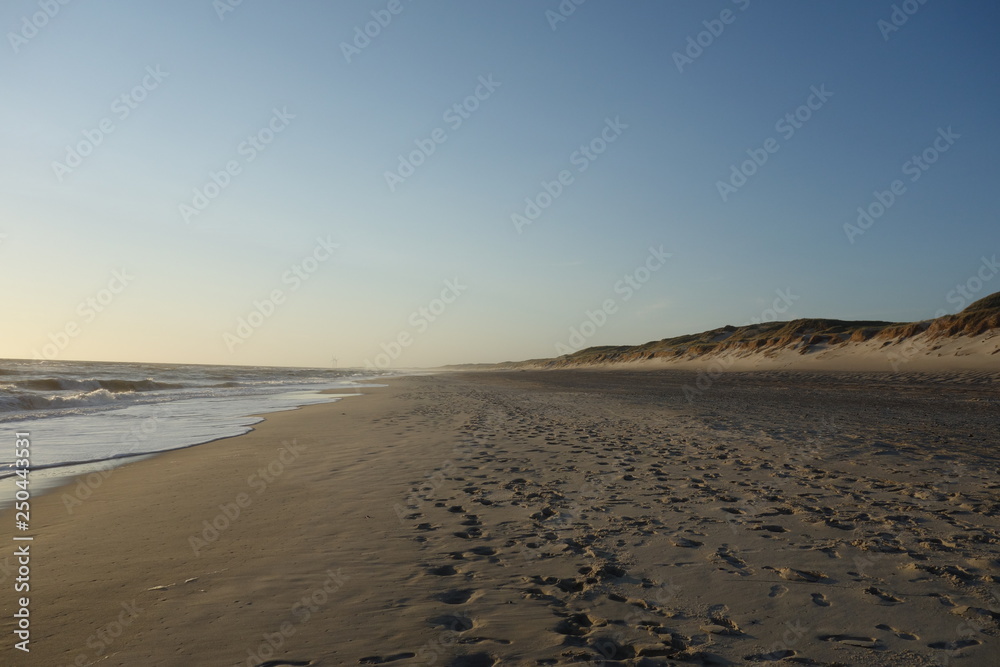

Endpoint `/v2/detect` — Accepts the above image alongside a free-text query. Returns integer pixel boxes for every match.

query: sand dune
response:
[469,291,1000,373]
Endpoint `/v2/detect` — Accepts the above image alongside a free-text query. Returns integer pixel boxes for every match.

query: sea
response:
[0,359,385,505]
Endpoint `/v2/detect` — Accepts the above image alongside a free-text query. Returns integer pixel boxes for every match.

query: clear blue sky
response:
[2,0,997,368]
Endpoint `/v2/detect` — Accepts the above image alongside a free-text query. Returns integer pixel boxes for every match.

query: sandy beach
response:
[8,2,998,665]
[3,371,999,666]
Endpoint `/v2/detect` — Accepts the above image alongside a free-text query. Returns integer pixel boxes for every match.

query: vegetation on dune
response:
[542,318,899,366]
[463,291,1000,370]
[962,292,1000,313]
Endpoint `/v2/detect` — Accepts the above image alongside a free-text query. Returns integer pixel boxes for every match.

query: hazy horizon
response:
[4,1,998,369]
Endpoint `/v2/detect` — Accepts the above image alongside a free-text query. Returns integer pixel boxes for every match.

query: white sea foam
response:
[0,359,386,475]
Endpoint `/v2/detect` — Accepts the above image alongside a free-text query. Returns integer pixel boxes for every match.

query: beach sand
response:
[3,371,999,666]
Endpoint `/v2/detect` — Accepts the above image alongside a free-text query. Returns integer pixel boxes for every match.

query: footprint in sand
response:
[448,652,497,667]
[864,586,903,604]
[468,546,497,556]
[875,624,917,640]
[358,655,415,665]
[768,585,788,598]
[671,536,703,548]
[927,638,981,650]
[555,577,589,593]
[427,564,459,576]
[918,564,978,585]
[700,617,742,636]
[437,589,477,605]
[754,524,789,534]
[744,649,796,661]
[596,563,627,580]
[454,527,485,539]
[714,548,751,574]
[811,592,830,607]
[553,612,600,636]
[819,634,881,649]
[429,614,476,632]
[766,566,829,583]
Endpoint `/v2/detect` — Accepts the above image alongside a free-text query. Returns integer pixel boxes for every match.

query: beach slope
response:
[3,371,999,666]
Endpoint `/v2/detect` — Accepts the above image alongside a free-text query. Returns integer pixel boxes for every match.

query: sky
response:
[1,0,998,369]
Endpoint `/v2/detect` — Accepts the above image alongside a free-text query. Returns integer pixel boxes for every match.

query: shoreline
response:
[0,385,374,510]
[2,380,416,666]
[3,371,998,665]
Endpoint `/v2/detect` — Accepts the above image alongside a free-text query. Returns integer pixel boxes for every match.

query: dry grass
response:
[457,291,1000,370]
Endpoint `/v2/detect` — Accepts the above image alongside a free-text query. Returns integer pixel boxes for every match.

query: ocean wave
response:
[16,378,185,393]
[0,388,120,412]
